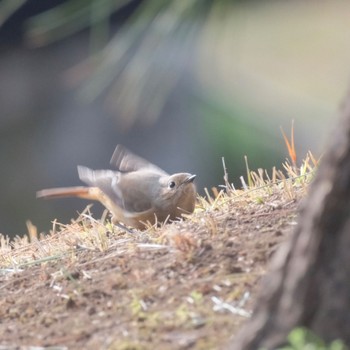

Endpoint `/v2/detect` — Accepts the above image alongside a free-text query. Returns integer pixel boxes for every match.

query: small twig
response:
[222,157,232,192]
[211,296,251,318]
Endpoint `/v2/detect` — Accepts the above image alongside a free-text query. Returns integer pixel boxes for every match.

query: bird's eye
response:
[168,181,176,189]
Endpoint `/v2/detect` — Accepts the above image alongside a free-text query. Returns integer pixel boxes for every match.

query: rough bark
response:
[231,94,350,350]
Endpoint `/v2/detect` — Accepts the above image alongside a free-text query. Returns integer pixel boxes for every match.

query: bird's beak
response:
[184,174,196,183]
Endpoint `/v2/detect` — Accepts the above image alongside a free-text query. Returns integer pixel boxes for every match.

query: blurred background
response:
[0,0,349,237]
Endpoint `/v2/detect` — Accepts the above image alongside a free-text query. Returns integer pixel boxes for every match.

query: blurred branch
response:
[76,0,207,129]
[0,0,27,27]
[25,0,133,47]
[2,0,227,129]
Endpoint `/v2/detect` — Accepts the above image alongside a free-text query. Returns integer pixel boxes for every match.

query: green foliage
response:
[189,290,204,304]
[277,328,347,350]
[0,0,26,27]
[0,0,235,127]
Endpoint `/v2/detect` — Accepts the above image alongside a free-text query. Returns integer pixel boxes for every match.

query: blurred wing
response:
[110,144,168,175]
[78,166,124,208]
[78,165,156,213]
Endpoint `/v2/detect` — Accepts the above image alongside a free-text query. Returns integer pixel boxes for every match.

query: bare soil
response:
[0,190,301,349]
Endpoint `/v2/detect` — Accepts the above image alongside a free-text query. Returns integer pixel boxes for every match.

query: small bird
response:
[37,145,197,230]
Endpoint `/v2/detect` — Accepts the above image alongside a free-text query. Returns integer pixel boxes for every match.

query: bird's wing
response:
[117,172,164,213]
[78,166,124,208]
[78,166,157,213]
[110,145,168,175]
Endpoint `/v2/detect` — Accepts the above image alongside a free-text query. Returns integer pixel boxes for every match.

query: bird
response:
[37,145,197,230]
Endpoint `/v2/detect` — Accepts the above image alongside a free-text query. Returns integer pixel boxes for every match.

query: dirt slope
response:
[0,187,302,349]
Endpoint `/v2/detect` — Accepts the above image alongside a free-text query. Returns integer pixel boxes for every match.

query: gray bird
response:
[37,145,196,230]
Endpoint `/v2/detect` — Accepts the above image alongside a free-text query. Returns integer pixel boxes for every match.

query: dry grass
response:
[0,149,317,349]
[0,151,316,271]
[0,116,321,350]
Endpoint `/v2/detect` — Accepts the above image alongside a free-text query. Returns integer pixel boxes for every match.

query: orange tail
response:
[36,186,99,201]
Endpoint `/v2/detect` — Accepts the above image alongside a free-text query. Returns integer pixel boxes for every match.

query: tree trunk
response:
[231,93,350,350]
